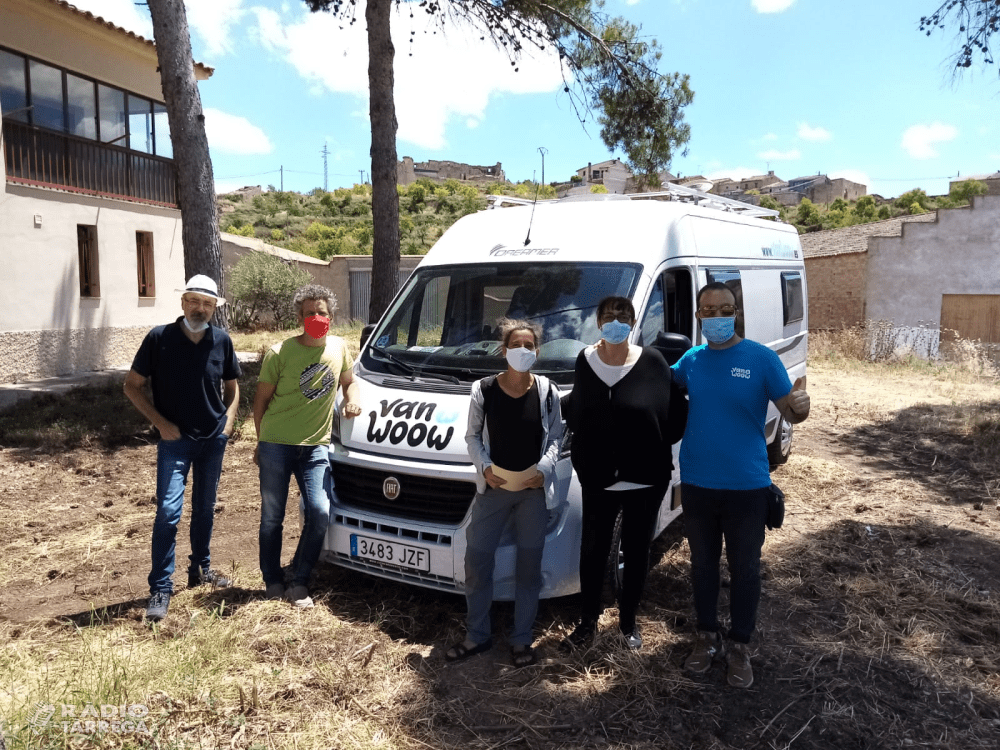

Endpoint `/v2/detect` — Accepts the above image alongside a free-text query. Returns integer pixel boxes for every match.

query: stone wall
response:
[803,253,868,329]
[0,327,147,383]
[397,156,504,186]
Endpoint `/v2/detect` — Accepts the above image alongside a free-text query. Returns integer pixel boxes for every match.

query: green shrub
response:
[949,179,988,206]
[225,223,255,237]
[270,229,285,242]
[228,251,312,330]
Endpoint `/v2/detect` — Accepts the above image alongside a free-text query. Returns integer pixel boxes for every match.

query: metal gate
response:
[349,269,412,321]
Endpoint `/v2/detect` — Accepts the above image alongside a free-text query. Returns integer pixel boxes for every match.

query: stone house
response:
[948,172,1000,197]
[866,196,1000,353]
[800,212,938,329]
[397,156,504,186]
[0,0,210,382]
[575,158,632,193]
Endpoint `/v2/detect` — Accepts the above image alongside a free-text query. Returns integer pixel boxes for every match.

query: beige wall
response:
[0,184,186,381]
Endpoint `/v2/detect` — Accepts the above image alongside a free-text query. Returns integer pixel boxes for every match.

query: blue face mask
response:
[701,316,736,344]
[600,319,632,345]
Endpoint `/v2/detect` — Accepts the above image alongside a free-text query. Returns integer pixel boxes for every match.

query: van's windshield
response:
[361,262,643,385]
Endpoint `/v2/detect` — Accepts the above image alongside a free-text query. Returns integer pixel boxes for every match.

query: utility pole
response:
[321,144,329,191]
[538,146,548,187]
[359,169,365,186]
[280,165,283,192]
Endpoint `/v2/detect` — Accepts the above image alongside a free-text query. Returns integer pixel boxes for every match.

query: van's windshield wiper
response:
[368,345,461,384]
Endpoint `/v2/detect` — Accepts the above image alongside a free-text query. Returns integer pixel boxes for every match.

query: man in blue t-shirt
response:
[124,275,241,623]
[671,282,810,688]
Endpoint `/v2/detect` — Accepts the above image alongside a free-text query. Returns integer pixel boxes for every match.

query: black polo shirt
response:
[131,317,242,439]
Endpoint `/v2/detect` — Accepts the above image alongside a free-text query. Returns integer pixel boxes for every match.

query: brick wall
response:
[804,252,868,329]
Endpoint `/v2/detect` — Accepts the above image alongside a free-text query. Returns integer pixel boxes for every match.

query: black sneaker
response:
[145,591,171,622]
[559,619,597,653]
[187,568,232,588]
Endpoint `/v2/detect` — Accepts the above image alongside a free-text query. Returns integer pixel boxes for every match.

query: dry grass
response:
[2,348,1000,748]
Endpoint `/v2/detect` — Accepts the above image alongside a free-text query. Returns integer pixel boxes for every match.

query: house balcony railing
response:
[2,119,177,207]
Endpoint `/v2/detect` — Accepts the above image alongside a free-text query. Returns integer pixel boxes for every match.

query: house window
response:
[781,271,804,325]
[77,225,100,298]
[136,231,155,297]
[28,59,65,131]
[66,73,97,139]
[127,94,153,153]
[0,49,28,122]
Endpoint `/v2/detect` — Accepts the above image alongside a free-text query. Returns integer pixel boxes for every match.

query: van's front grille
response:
[331,463,477,524]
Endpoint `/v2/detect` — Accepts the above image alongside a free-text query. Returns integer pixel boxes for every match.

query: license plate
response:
[350,534,430,572]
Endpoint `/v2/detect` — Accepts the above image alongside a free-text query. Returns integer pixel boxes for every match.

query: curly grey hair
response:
[292,284,336,316]
[497,317,543,348]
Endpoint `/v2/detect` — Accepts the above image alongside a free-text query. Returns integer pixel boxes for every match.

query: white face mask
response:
[183,317,209,333]
[505,346,537,372]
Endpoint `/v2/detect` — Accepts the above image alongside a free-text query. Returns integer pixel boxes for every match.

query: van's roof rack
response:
[486,184,780,219]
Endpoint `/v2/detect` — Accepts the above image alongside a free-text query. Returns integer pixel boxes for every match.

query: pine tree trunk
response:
[366,0,400,323]
[146,0,228,328]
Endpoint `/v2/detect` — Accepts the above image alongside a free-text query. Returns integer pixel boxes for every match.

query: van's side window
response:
[781,271,804,326]
[638,276,664,347]
[639,269,695,345]
[706,269,744,338]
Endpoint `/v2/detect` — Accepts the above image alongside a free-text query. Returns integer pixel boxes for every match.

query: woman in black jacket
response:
[561,296,687,651]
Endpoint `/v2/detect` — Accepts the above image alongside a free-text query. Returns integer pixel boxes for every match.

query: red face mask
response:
[303,314,330,339]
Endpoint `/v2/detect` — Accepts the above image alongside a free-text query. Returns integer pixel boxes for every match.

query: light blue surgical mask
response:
[600,319,632,345]
[701,316,736,344]
[183,317,209,333]
[505,346,537,372]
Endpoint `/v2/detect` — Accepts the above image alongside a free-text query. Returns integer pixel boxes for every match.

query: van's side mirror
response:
[654,331,692,365]
[360,324,376,349]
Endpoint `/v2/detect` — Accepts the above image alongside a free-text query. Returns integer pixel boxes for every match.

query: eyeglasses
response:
[598,312,633,324]
[698,305,737,317]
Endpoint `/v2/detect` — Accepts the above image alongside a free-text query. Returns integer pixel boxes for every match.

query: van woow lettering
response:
[366,399,455,450]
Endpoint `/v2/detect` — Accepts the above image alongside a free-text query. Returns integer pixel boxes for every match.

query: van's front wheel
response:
[767,417,793,467]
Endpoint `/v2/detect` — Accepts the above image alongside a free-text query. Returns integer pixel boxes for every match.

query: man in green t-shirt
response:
[253,285,362,608]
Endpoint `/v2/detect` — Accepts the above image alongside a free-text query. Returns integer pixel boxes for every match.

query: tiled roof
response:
[800,212,939,259]
[42,0,213,76]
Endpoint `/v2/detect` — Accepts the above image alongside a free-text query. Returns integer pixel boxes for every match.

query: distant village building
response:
[711,171,866,206]
[949,171,1000,197]
[574,159,632,194]
[397,157,504,186]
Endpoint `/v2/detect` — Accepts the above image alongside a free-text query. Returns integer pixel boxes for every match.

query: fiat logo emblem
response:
[382,476,401,500]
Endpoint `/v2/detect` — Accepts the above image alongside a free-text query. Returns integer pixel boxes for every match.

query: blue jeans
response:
[681,483,769,644]
[464,487,547,646]
[149,434,229,594]
[258,442,332,588]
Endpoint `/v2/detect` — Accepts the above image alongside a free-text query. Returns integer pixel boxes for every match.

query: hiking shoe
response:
[727,642,754,688]
[187,568,232,589]
[145,591,171,622]
[620,623,643,651]
[559,619,597,653]
[264,583,286,601]
[684,630,725,674]
[285,585,314,609]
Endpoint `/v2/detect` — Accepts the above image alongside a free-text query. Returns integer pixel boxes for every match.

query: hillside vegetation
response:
[218,179,557,260]
[217,179,989,254]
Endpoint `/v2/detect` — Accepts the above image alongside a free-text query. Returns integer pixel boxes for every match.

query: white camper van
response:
[322,188,807,600]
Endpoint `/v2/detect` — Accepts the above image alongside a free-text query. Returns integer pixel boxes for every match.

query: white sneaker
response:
[285,585,314,608]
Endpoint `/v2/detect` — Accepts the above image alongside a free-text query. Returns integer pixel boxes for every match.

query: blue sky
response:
[73,0,999,199]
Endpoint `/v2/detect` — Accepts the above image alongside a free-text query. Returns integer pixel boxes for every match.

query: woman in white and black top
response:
[561,296,687,651]
[446,319,563,667]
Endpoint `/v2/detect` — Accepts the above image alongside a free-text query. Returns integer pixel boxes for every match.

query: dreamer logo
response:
[731,367,751,380]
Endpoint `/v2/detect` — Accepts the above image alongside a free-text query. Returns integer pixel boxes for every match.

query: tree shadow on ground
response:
[837,399,1000,505]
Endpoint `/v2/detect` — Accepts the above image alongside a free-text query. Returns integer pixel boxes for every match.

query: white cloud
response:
[797,123,832,142]
[760,132,778,142]
[204,108,273,155]
[829,169,870,188]
[248,5,566,151]
[187,0,246,59]
[758,149,801,161]
[66,0,153,38]
[901,122,958,159]
[752,0,796,13]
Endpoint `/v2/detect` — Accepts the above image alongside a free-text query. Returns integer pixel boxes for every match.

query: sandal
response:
[511,645,538,667]
[445,638,492,662]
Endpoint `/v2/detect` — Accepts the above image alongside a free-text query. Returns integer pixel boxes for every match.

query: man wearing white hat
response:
[124,274,242,622]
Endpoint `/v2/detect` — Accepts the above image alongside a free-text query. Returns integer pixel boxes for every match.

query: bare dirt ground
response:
[1,361,999,748]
